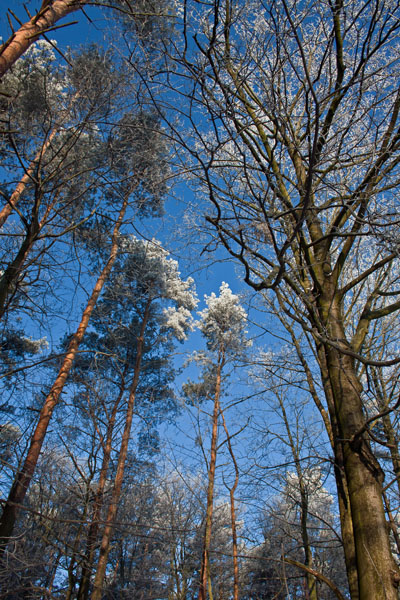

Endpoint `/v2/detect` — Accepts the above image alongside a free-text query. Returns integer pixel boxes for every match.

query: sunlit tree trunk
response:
[77,377,128,600]
[0,126,60,228]
[0,196,128,551]
[91,300,151,600]
[199,350,225,600]
[219,407,239,600]
[0,0,85,80]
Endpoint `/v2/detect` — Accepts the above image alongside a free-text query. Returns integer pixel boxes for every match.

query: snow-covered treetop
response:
[118,236,198,340]
[121,236,197,305]
[197,282,251,354]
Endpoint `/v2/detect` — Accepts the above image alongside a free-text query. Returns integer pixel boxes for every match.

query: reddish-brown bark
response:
[0,127,59,228]
[198,350,225,600]
[91,300,151,600]
[0,196,128,550]
[0,1,85,80]
[219,407,239,600]
[77,378,127,600]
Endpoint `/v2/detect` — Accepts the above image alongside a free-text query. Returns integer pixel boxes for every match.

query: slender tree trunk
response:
[199,350,225,600]
[370,367,400,497]
[77,380,127,600]
[219,407,239,600]
[0,191,59,319]
[0,127,59,227]
[45,548,63,595]
[0,217,39,318]
[0,0,85,80]
[91,300,151,600]
[0,197,129,551]
[320,291,400,599]
[277,395,318,600]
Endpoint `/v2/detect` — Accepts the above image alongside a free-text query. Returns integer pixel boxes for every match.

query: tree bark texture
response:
[319,290,400,599]
[0,0,85,80]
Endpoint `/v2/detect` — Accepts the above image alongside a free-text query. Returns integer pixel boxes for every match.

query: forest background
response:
[0,1,400,599]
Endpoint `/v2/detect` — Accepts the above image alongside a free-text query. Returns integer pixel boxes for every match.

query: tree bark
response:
[219,406,239,600]
[0,196,128,551]
[77,380,127,600]
[0,126,59,227]
[91,300,151,600]
[198,350,224,600]
[276,296,359,598]
[314,341,359,600]
[320,290,400,599]
[0,215,40,319]
[0,0,85,80]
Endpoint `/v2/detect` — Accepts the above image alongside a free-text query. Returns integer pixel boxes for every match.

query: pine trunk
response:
[77,382,127,600]
[0,0,85,79]
[199,351,224,600]
[91,301,151,600]
[0,198,128,550]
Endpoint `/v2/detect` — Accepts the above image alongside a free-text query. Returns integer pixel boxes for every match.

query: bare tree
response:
[165,1,400,597]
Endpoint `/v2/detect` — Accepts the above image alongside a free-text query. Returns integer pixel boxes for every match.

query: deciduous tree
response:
[167,1,400,597]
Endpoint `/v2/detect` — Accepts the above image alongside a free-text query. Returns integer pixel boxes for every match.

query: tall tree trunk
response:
[91,300,151,600]
[77,379,127,600]
[0,0,85,80]
[219,407,239,600]
[199,350,225,600]
[0,197,128,551]
[276,295,359,598]
[320,291,400,599]
[314,341,359,600]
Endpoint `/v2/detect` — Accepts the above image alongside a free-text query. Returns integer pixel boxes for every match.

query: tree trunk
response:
[91,300,151,600]
[277,393,318,600]
[0,125,59,227]
[0,217,39,319]
[77,380,127,600]
[314,341,359,600]
[320,292,400,599]
[0,197,128,551]
[199,350,224,600]
[0,0,85,80]
[277,298,359,598]
[219,407,239,600]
